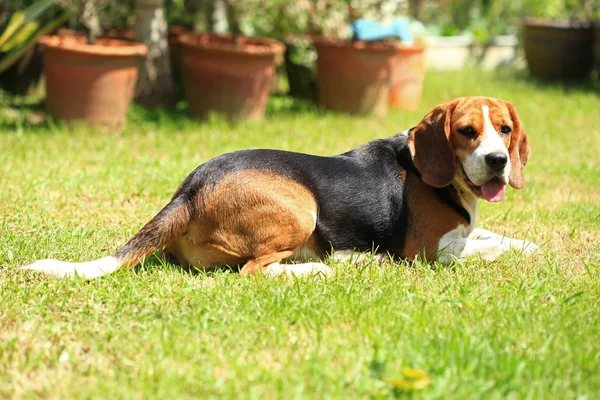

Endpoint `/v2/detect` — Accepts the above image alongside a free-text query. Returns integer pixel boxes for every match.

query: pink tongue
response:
[481,179,507,202]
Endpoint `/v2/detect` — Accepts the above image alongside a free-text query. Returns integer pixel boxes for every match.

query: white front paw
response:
[265,262,333,278]
[479,238,505,261]
[264,262,285,277]
[286,262,332,277]
[438,237,505,263]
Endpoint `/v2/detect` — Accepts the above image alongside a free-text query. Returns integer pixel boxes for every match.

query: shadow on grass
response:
[0,92,49,133]
[0,92,321,134]
[123,100,194,133]
[131,252,241,276]
[266,94,319,116]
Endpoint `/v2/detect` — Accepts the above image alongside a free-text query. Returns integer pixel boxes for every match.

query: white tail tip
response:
[20,256,120,279]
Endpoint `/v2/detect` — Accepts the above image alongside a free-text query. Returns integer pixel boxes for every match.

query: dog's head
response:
[407,96,531,202]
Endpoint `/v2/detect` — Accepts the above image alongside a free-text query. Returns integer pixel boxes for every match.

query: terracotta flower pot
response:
[39,35,147,128]
[178,33,285,120]
[523,18,594,79]
[314,39,397,116]
[389,40,426,111]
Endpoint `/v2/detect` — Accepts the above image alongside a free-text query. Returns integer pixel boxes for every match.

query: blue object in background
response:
[351,17,413,44]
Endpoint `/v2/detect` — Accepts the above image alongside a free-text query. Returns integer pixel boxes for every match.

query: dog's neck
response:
[393,129,419,175]
[393,129,475,226]
[452,177,478,231]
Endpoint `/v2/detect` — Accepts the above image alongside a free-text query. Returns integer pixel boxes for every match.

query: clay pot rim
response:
[313,38,398,54]
[523,17,594,30]
[39,35,148,57]
[178,33,285,56]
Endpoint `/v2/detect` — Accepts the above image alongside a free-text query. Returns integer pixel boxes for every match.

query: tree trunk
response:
[81,0,102,44]
[134,0,176,107]
[212,0,229,34]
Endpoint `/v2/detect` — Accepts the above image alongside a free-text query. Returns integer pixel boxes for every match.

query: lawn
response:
[1,69,599,399]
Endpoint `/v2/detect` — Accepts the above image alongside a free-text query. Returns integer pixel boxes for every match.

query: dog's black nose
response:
[485,152,508,172]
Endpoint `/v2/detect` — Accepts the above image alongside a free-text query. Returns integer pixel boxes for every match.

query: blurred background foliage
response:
[1,0,598,41]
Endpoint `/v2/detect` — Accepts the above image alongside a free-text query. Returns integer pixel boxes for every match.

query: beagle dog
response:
[22,96,539,279]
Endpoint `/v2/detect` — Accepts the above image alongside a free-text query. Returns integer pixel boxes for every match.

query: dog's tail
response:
[21,196,191,279]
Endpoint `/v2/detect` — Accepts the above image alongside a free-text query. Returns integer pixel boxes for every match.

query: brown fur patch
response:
[408,100,458,188]
[505,102,530,189]
[400,173,469,259]
[165,170,318,274]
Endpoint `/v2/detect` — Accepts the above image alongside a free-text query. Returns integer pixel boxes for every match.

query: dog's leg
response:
[330,250,388,265]
[240,251,295,276]
[21,197,191,279]
[240,251,332,278]
[437,226,505,263]
[263,262,332,278]
[437,226,539,263]
[470,228,539,253]
[184,170,327,278]
[438,237,505,262]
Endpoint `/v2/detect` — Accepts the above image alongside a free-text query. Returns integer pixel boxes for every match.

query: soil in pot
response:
[178,33,285,120]
[390,40,426,111]
[103,27,135,41]
[523,18,594,80]
[40,35,147,129]
[314,39,397,116]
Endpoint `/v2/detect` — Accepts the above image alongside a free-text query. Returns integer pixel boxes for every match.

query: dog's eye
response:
[457,126,476,138]
[500,125,512,135]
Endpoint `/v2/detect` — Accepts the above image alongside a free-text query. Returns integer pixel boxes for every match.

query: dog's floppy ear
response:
[505,101,531,189]
[407,100,458,187]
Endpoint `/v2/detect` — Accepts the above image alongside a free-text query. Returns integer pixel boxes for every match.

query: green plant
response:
[194,0,410,41]
[350,0,410,22]
[238,0,310,39]
[233,0,348,39]
[57,0,113,43]
[0,0,69,75]
[101,0,133,29]
[524,0,594,20]
[165,0,193,27]
[419,0,525,40]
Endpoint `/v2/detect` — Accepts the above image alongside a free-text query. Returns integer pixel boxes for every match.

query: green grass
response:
[1,69,599,399]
